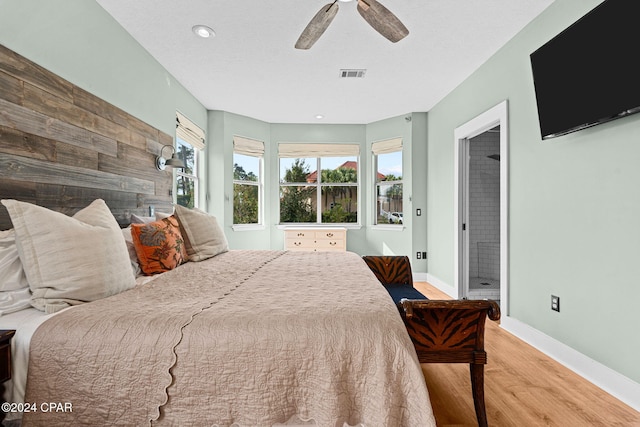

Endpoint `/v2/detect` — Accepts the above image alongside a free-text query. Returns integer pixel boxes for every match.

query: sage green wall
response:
[410,113,428,273]
[0,0,207,140]
[206,111,272,249]
[268,123,367,252]
[209,114,428,273]
[363,114,428,272]
[427,0,640,383]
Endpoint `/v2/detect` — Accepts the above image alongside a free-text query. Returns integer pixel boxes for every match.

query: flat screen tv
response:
[530,0,640,139]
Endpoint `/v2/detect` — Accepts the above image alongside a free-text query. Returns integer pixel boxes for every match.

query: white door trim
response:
[454,100,509,315]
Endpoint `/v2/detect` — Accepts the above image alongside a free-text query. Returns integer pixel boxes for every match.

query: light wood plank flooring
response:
[413,282,640,426]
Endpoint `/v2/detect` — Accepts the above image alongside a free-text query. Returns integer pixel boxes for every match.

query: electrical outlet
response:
[551,295,560,312]
[422,251,427,259]
[416,252,422,259]
[416,208,422,216]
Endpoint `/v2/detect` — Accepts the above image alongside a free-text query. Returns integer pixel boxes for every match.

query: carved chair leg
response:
[470,363,488,427]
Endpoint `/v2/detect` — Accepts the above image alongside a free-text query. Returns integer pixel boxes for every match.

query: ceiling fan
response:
[295,0,409,49]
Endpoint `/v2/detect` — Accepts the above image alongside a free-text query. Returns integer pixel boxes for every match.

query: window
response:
[175,112,205,208]
[279,143,360,224]
[233,136,264,225]
[373,138,403,225]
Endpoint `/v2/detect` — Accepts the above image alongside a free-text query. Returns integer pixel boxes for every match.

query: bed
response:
[0,199,436,427]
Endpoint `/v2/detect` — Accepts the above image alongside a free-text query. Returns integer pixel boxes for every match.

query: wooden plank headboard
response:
[0,45,174,230]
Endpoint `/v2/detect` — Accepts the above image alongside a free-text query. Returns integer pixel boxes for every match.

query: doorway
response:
[454,101,508,314]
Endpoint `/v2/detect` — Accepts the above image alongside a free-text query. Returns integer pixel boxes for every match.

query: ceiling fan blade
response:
[357,0,409,43]
[295,2,340,50]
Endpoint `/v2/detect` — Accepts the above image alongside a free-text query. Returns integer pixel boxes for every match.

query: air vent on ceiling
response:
[339,69,366,78]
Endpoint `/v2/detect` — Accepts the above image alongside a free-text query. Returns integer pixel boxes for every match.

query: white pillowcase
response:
[0,229,31,316]
[174,204,228,262]
[1,199,136,313]
[121,227,143,277]
[0,229,29,292]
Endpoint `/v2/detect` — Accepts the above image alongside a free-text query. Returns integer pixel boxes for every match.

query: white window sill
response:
[232,224,266,232]
[276,224,362,230]
[371,224,405,231]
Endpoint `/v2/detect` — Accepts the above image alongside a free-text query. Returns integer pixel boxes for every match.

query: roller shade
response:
[278,143,359,158]
[176,111,206,150]
[234,136,265,157]
[372,137,402,155]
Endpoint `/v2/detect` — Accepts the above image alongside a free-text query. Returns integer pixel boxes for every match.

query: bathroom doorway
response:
[454,101,508,313]
[466,127,501,300]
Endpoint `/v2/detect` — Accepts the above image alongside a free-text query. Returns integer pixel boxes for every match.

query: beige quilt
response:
[23,250,435,426]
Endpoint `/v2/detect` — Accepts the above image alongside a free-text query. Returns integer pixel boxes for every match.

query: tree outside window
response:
[176,138,197,209]
[279,156,359,224]
[233,153,261,224]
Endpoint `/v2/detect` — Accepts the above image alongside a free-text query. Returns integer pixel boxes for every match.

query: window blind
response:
[176,111,206,150]
[278,143,359,158]
[233,136,265,157]
[372,137,402,155]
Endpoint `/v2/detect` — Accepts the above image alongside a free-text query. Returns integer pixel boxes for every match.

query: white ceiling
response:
[95,0,555,124]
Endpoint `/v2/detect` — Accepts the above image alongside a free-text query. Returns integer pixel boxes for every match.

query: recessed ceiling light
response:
[315,115,324,120]
[192,25,215,38]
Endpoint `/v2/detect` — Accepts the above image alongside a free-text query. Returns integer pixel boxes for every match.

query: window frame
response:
[372,138,404,229]
[174,112,205,210]
[175,137,199,209]
[278,143,361,227]
[232,152,264,229]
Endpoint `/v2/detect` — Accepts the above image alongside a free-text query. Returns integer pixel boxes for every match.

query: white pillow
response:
[173,204,228,262]
[121,227,142,277]
[1,199,136,313]
[0,229,29,292]
[130,214,155,224]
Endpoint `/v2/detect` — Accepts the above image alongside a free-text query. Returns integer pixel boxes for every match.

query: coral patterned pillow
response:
[131,216,187,275]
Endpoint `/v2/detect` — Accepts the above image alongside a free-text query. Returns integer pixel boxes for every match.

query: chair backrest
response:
[362,255,413,287]
[399,299,501,364]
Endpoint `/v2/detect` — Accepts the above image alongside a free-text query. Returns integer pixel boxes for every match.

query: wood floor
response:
[413,282,640,427]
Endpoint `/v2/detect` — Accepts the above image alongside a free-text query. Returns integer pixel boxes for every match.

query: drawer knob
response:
[297,232,305,237]
[329,241,337,246]
[294,242,301,246]
[326,232,334,237]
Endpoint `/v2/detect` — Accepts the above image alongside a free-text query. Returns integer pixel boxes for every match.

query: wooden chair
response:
[399,299,501,427]
[361,255,501,426]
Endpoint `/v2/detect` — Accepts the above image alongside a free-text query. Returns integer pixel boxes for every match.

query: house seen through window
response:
[279,143,359,224]
[373,138,403,225]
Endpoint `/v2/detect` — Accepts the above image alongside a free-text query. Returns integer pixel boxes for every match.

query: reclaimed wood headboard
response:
[0,45,174,230]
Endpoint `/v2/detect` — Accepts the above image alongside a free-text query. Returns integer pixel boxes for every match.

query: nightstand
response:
[0,329,15,423]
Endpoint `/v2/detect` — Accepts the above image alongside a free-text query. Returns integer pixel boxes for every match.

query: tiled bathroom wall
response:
[469,129,500,285]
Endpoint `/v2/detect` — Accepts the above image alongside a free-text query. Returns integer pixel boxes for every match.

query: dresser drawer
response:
[287,230,314,239]
[314,230,346,241]
[285,238,317,251]
[314,239,345,251]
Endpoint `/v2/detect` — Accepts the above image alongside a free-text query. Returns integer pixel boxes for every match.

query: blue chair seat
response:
[385,284,427,304]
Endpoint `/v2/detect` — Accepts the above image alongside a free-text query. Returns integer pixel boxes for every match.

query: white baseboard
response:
[413,272,428,283]
[425,273,457,298]
[419,273,640,412]
[501,316,640,412]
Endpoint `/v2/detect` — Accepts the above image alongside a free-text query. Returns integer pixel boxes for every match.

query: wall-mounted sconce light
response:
[156,145,186,171]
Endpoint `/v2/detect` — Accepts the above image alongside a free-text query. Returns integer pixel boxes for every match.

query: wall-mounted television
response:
[530,0,640,139]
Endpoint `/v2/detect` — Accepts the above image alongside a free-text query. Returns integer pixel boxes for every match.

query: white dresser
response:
[284,228,347,252]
